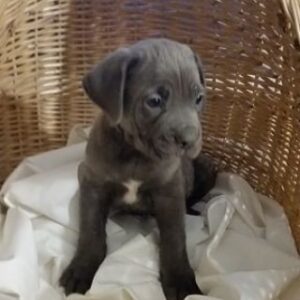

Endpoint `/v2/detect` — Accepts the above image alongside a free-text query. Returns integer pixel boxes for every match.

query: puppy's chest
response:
[109,161,156,206]
[120,179,142,205]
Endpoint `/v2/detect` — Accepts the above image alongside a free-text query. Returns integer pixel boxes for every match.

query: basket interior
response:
[0,0,299,250]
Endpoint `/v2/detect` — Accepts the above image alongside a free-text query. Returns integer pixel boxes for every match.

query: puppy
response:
[60,38,217,300]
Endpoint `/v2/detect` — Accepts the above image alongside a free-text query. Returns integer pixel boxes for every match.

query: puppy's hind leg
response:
[186,154,218,214]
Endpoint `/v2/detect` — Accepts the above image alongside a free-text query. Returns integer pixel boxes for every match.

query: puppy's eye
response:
[146,95,163,108]
[195,94,203,105]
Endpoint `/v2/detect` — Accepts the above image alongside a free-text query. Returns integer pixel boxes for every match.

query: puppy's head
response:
[83,38,206,160]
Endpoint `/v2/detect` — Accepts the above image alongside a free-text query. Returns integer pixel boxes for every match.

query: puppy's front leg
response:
[154,187,202,300]
[60,178,111,295]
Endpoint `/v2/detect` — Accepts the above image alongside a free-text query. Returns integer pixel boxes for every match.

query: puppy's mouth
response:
[152,134,202,159]
[126,124,201,160]
[185,136,202,159]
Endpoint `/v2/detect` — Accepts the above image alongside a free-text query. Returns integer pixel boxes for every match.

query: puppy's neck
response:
[99,116,151,162]
[99,116,178,167]
[87,115,181,183]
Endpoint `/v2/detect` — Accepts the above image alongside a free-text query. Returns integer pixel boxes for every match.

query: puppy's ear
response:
[82,48,139,125]
[193,52,206,87]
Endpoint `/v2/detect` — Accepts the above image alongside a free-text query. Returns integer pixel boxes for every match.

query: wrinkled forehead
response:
[131,41,201,91]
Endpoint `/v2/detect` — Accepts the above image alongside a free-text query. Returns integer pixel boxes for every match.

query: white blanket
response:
[0,126,300,300]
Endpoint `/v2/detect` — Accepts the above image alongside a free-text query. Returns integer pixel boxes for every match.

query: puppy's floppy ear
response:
[193,52,206,87]
[82,48,139,125]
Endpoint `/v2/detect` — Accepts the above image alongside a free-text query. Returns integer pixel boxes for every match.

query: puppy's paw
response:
[59,256,99,295]
[161,269,202,300]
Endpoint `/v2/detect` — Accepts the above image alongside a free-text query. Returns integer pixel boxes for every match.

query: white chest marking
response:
[122,180,142,204]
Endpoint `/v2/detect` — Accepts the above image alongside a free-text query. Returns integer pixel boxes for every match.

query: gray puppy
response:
[59,38,217,300]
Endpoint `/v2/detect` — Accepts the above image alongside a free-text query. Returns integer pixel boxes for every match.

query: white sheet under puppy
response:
[0,128,299,300]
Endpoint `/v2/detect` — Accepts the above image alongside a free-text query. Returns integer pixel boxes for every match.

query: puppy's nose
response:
[175,126,198,149]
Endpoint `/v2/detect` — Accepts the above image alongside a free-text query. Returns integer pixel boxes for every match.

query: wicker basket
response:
[0,0,299,250]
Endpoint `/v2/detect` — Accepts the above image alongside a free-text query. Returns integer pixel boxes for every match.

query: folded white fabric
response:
[0,131,300,300]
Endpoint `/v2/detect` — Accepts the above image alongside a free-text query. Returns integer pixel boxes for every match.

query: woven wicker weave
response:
[0,0,299,249]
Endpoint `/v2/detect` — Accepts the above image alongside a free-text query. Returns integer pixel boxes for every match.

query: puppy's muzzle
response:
[174,126,198,150]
